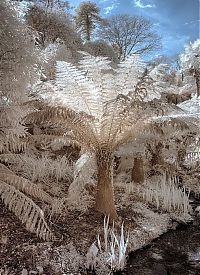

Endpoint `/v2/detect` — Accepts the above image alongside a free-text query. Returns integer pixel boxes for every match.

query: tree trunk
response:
[131,157,144,183]
[86,14,91,41]
[177,148,186,167]
[150,142,164,166]
[95,154,118,220]
[195,71,200,97]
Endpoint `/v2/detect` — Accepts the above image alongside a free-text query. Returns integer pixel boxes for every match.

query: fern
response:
[0,173,53,205]
[0,181,54,241]
[0,163,15,174]
[27,52,199,219]
[38,53,148,133]
[0,164,58,240]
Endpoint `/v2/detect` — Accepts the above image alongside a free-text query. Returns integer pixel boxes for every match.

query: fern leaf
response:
[0,136,28,153]
[0,163,15,174]
[29,134,80,149]
[0,153,22,164]
[116,55,145,99]
[0,181,54,241]
[38,53,148,134]
[0,173,53,205]
[24,106,99,150]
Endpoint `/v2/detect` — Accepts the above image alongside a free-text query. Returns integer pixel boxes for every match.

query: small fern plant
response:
[26,52,158,219]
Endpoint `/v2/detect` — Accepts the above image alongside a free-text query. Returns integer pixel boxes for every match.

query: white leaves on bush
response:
[92,216,129,272]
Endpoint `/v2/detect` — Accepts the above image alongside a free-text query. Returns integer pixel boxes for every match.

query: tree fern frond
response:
[24,106,91,128]
[113,119,147,150]
[0,163,15,174]
[0,181,54,241]
[0,173,53,205]
[0,153,22,165]
[24,106,99,150]
[116,55,145,99]
[38,53,151,136]
[100,95,132,147]
[55,60,98,116]
[153,115,199,133]
[22,99,47,110]
[0,136,28,153]
[30,134,80,149]
[78,52,117,103]
[78,51,112,76]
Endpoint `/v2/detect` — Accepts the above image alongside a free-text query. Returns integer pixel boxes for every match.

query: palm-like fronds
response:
[0,181,54,241]
[27,52,199,219]
[0,173,53,205]
[0,164,56,240]
[35,53,153,149]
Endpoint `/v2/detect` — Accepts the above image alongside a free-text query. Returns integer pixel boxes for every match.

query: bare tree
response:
[98,14,161,61]
[75,1,105,41]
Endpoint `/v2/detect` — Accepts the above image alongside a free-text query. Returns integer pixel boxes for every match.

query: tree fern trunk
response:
[150,142,164,166]
[95,154,118,220]
[177,148,186,167]
[131,157,144,183]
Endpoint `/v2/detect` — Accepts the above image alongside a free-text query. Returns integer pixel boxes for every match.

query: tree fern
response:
[28,52,185,219]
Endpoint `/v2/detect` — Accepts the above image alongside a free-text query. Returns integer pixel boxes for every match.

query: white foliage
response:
[8,0,32,21]
[116,55,144,96]
[39,52,149,133]
[178,96,200,118]
[143,173,192,220]
[86,242,99,270]
[74,152,97,179]
[12,154,73,183]
[180,39,200,72]
[40,43,59,65]
[67,153,96,210]
[149,63,173,95]
[96,217,129,272]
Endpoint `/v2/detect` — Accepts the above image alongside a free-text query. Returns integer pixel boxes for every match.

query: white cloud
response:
[184,19,200,25]
[103,0,119,15]
[104,4,115,14]
[134,0,155,9]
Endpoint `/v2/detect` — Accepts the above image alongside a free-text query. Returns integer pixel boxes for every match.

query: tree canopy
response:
[98,14,161,61]
[75,1,105,41]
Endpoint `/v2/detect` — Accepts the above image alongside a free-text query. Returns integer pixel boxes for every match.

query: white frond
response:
[38,52,148,136]
[68,153,96,205]
[116,55,144,98]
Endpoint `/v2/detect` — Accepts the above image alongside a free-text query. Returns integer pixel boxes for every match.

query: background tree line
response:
[24,0,161,62]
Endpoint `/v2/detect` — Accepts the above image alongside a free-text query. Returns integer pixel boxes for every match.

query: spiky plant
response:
[25,53,162,219]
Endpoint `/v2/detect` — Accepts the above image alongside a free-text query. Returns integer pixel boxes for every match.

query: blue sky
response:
[70,0,199,58]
